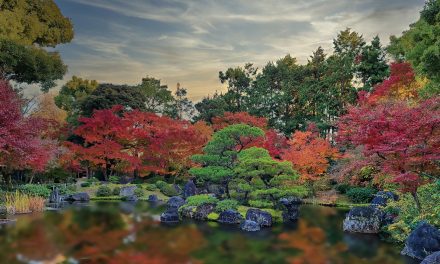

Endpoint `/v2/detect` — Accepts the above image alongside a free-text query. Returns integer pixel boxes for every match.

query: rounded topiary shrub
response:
[134,188,144,197]
[215,199,239,213]
[160,184,180,197]
[145,184,157,191]
[346,187,376,203]
[186,194,219,207]
[335,183,351,194]
[155,180,167,189]
[80,182,91,188]
[109,176,119,184]
[96,185,112,197]
[112,187,121,196]
[19,184,51,198]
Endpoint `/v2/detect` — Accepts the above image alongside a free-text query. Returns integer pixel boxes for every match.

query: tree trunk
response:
[411,192,422,211]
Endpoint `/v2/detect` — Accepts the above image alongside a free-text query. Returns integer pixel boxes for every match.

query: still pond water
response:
[0,201,419,264]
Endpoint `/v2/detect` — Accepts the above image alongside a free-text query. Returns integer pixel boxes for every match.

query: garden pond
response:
[0,201,419,264]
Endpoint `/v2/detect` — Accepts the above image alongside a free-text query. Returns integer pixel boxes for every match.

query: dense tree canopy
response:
[0,0,73,91]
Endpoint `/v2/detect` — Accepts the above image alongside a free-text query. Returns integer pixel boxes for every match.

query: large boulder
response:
[401,222,440,260]
[122,195,138,202]
[64,192,90,202]
[207,184,225,198]
[148,195,159,202]
[194,204,215,221]
[371,191,398,207]
[119,186,137,197]
[241,220,260,232]
[160,208,179,223]
[343,206,382,233]
[183,180,197,198]
[421,251,440,264]
[180,206,197,218]
[279,196,302,222]
[167,196,185,209]
[218,210,243,224]
[246,209,272,227]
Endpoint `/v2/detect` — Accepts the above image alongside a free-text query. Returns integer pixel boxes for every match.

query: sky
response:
[53,0,426,101]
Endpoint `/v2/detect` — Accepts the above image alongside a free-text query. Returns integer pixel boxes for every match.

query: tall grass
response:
[4,191,46,214]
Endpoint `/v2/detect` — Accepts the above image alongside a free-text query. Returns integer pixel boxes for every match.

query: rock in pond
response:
[279,196,302,222]
[194,204,215,221]
[183,179,197,198]
[167,196,185,209]
[160,208,179,223]
[180,206,197,218]
[241,220,261,232]
[122,195,138,202]
[401,222,440,260]
[49,187,62,204]
[343,206,381,233]
[148,194,159,202]
[246,209,272,227]
[119,186,137,197]
[218,210,243,224]
[371,191,398,207]
[421,251,440,264]
[64,192,90,202]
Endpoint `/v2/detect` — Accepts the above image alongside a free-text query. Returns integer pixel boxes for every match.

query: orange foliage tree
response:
[282,124,340,182]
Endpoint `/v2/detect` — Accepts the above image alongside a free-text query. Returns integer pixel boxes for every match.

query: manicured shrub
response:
[155,180,167,189]
[112,187,121,196]
[109,176,119,184]
[96,185,112,197]
[80,182,91,188]
[86,177,99,184]
[144,184,157,191]
[160,184,180,197]
[335,183,351,194]
[207,212,219,221]
[248,199,273,208]
[215,199,239,213]
[346,187,376,203]
[385,182,440,242]
[186,194,219,207]
[134,188,144,197]
[19,184,51,198]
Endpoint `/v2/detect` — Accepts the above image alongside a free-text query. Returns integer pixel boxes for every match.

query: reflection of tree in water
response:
[192,224,298,264]
[0,203,413,264]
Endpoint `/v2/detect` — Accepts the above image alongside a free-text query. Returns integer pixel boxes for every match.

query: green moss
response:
[207,212,219,221]
[91,196,122,201]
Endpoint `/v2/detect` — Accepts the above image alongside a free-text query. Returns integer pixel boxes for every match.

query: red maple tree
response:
[337,98,440,208]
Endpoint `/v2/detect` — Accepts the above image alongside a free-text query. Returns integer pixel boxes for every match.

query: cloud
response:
[55,0,425,101]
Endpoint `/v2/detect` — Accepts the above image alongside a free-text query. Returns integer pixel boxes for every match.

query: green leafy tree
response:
[167,83,194,120]
[194,92,228,123]
[55,76,99,124]
[190,124,265,197]
[0,0,73,91]
[138,76,174,114]
[356,36,389,91]
[234,147,299,206]
[388,0,440,97]
[80,83,147,117]
[219,63,257,112]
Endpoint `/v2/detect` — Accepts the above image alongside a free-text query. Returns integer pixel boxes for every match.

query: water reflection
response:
[0,202,419,264]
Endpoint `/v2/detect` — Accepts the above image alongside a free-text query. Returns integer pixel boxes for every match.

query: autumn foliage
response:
[0,81,56,176]
[212,111,268,131]
[282,124,340,182]
[360,62,425,104]
[65,106,208,178]
[338,97,440,201]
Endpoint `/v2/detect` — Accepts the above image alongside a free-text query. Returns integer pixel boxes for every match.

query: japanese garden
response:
[0,0,439,263]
